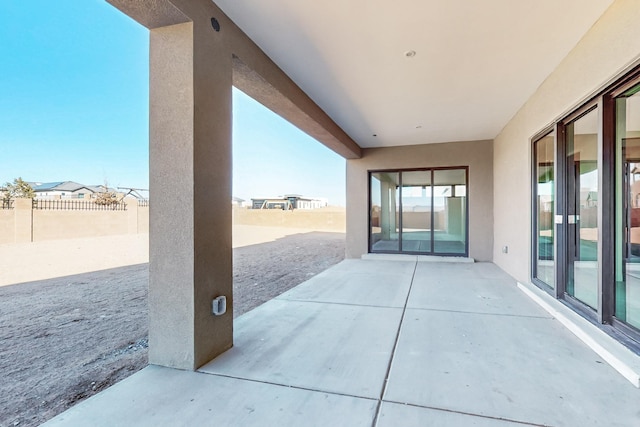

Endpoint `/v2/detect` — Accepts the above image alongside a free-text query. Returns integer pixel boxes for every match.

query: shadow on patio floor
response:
[43,259,640,427]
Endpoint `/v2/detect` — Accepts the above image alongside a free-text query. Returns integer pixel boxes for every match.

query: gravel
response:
[0,231,345,427]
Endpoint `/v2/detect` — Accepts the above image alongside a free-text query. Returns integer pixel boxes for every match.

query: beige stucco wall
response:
[0,210,13,244]
[233,207,345,232]
[137,206,150,234]
[493,0,640,283]
[32,210,129,241]
[346,140,493,261]
[0,200,149,244]
[1,203,340,245]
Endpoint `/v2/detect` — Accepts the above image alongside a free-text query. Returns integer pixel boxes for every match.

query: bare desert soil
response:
[0,231,345,427]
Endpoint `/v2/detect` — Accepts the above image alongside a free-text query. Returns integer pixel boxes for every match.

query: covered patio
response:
[44,259,640,426]
[34,0,640,424]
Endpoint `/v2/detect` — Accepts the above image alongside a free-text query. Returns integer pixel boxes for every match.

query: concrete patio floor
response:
[43,259,640,426]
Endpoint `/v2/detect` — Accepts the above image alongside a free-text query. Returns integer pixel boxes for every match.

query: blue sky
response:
[0,0,346,205]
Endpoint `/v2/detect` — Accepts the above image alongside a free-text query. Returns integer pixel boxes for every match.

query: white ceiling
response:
[215,0,614,149]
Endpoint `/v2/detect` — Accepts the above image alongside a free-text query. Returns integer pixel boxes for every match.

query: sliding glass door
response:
[533,131,555,289]
[565,107,600,310]
[433,169,467,254]
[615,82,640,330]
[401,171,432,252]
[370,172,400,252]
[369,168,468,256]
[530,65,640,344]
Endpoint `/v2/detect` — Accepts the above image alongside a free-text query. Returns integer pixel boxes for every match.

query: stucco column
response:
[107,0,362,369]
[149,20,232,370]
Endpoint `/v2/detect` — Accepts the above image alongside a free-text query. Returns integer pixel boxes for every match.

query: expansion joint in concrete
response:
[195,370,377,402]
[409,306,553,320]
[275,297,402,310]
[371,260,418,427]
[382,400,550,427]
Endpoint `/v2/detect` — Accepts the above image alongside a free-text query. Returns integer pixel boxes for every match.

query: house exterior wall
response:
[346,140,493,261]
[493,0,640,283]
[35,189,92,199]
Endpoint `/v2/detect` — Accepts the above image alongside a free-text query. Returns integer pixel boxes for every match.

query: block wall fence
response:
[0,200,345,245]
[0,198,149,244]
[232,206,345,232]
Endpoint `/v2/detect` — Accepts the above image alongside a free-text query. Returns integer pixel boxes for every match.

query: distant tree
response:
[94,191,120,206]
[94,181,120,206]
[2,177,35,202]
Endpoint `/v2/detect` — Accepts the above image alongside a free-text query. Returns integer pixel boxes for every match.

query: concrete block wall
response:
[0,198,149,244]
[0,201,337,246]
[232,207,346,232]
[0,210,12,244]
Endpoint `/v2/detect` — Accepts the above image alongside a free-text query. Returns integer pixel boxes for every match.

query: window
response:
[370,172,400,252]
[369,167,468,256]
[614,80,640,331]
[564,107,600,310]
[533,130,555,289]
[531,65,640,346]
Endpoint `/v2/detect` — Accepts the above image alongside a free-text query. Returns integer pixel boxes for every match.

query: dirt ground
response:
[0,231,345,427]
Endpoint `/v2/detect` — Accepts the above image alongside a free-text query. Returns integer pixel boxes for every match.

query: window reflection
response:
[534,133,555,288]
[615,85,640,329]
[566,108,599,310]
[433,169,466,254]
[370,168,467,256]
[370,172,399,252]
[401,171,432,252]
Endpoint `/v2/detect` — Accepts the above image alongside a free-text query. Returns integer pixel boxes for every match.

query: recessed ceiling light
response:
[405,50,416,58]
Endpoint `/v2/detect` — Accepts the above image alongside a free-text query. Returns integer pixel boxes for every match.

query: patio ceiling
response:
[214,0,613,148]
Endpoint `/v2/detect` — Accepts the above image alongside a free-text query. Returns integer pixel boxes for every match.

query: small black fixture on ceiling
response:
[211,17,220,32]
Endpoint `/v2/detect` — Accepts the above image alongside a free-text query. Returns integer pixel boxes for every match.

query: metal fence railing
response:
[1,200,14,210]
[137,199,150,207]
[33,199,127,211]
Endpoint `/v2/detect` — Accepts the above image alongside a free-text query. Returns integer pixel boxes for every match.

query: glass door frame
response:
[400,169,434,254]
[531,125,558,292]
[530,64,640,348]
[530,100,608,321]
[368,166,469,257]
[557,101,613,324]
[607,71,640,340]
[530,102,615,323]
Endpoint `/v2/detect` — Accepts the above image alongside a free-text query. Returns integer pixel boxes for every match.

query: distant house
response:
[285,194,328,210]
[232,197,246,208]
[251,194,328,210]
[30,181,106,199]
[251,197,292,210]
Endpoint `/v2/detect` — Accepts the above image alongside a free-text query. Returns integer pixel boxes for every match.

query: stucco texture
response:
[492,0,640,283]
[346,140,493,262]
